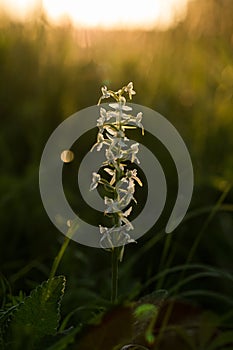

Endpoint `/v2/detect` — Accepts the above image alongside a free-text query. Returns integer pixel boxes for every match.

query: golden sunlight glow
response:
[0,0,190,29]
[0,0,36,17]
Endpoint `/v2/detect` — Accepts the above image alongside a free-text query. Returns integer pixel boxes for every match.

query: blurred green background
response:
[0,0,232,318]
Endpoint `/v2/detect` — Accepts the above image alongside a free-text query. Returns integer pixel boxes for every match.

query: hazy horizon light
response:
[0,0,190,29]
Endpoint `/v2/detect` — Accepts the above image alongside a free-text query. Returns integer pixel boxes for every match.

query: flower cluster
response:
[90,82,144,250]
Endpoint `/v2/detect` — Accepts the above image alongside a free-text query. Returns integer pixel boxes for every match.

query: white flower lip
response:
[109,103,132,111]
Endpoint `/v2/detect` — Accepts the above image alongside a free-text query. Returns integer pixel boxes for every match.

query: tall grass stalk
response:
[155,184,232,346]
[186,183,232,264]
[111,247,120,304]
[49,236,70,281]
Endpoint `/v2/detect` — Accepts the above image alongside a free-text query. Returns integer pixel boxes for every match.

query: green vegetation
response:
[0,0,232,348]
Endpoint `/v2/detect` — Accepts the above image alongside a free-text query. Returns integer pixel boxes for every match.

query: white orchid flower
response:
[97,107,112,127]
[126,169,143,187]
[91,83,144,250]
[90,172,101,191]
[101,86,111,99]
[124,82,136,99]
[99,224,136,249]
[90,132,110,152]
[122,143,140,164]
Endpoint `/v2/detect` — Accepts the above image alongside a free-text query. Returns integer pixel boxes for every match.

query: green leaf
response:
[134,304,158,320]
[6,276,66,349]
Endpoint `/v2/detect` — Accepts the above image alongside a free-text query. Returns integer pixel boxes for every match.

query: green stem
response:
[111,246,119,304]
[43,235,70,302]
[49,236,70,280]
[110,157,124,304]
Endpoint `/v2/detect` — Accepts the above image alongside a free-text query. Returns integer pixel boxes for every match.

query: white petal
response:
[122,105,132,111]
[104,168,115,176]
[109,102,120,109]
[136,112,143,122]
[123,206,132,217]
